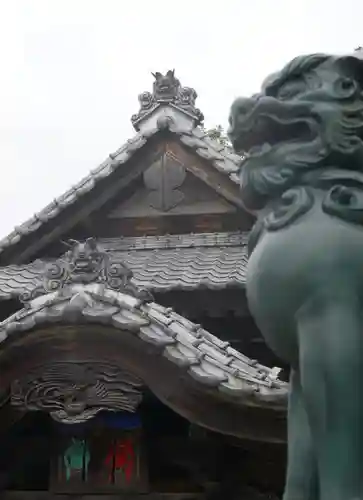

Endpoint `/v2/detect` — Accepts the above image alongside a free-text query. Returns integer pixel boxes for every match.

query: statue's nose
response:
[231,96,255,115]
[228,95,260,135]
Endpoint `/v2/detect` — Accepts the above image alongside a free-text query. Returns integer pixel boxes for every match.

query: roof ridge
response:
[0,236,249,300]
[0,117,242,259]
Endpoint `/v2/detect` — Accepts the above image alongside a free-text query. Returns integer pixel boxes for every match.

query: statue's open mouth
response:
[72,261,93,273]
[158,84,172,94]
[229,100,318,157]
[232,115,317,157]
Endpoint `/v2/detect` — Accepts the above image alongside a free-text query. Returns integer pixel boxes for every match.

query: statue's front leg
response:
[297,294,363,500]
[283,369,318,500]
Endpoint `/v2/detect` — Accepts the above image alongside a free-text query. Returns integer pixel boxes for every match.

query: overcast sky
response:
[0,0,362,238]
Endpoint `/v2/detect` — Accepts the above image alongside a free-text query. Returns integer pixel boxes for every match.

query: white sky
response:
[0,0,362,237]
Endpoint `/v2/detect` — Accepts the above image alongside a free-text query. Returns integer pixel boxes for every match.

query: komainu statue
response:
[228,51,363,500]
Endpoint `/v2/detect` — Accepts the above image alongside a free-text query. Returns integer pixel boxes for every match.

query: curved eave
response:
[0,283,288,440]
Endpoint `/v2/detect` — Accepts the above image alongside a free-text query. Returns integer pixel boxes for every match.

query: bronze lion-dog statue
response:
[228,50,363,500]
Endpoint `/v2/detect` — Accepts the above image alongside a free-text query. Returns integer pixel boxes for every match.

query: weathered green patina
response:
[229,51,363,500]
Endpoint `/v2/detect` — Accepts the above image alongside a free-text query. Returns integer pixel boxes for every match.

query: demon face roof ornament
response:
[19,238,153,305]
[131,70,204,131]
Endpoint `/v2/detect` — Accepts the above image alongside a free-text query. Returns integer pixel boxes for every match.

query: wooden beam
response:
[165,141,245,209]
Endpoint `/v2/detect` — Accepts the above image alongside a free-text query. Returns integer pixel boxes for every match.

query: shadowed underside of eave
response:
[0,283,287,442]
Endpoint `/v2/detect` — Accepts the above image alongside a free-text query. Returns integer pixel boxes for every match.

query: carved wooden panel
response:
[11,362,143,424]
[107,161,236,218]
[144,154,186,211]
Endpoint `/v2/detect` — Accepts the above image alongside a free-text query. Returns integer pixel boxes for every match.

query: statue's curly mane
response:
[231,52,363,217]
[261,53,330,94]
[228,52,363,252]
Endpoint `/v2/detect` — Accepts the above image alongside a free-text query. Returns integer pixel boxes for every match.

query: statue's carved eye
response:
[336,77,356,96]
[341,78,354,89]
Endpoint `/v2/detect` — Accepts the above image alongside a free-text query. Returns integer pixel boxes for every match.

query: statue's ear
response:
[152,72,162,80]
[67,239,79,248]
[167,69,175,78]
[86,237,97,250]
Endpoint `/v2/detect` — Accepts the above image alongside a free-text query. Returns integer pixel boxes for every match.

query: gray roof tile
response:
[0,282,287,410]
[0,118,241,257]
[0,232,248,300]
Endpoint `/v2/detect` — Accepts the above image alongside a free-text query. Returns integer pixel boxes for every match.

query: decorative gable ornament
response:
[20,238,153,305]
[7,239,152,424]
[131,70,204,130]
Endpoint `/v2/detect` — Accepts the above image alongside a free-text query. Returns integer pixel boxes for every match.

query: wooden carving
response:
[10,361,143,423]
[143,153,186,211]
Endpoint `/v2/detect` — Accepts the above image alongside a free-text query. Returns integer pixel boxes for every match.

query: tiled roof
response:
[0,282,287,410]
[0,117,241,257]
[0,232,249,300]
